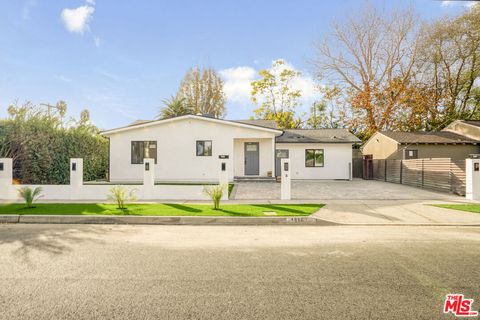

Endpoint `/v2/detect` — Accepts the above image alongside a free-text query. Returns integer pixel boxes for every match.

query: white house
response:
[100,115,360,182]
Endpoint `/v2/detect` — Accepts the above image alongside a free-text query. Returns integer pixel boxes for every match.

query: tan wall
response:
[362,132,479,160]
[396,144,480,160]
[444,121,480,140]
[362,133,399,159]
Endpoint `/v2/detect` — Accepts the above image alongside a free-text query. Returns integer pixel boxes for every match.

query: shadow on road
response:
[0,224,108,263]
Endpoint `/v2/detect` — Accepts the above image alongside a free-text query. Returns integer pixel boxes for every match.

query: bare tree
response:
[414,5,480,130]
[177,67,226,118]
[313,5,419,138]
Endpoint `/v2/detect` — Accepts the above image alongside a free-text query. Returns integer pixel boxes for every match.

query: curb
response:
[1,215,339,226]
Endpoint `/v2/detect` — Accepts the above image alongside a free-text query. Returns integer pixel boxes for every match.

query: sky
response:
[0,0,476,130]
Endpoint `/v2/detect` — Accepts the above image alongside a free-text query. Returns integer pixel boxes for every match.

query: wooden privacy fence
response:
[369,158,466,195]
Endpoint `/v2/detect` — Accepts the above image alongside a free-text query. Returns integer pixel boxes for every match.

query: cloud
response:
[219,67,257,103]
[22,0,37,20]
[61,5,95,34]
[220,60,321,108]
[465,1,478,8]
[86,0,96,4]
[441,0,478,8]
[94,36,101,47]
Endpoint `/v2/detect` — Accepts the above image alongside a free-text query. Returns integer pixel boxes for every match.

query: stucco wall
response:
[108,118,277,182]
[396,144,479,160]
[275,143,353,180]
[233,138,274,177]
[362,133,399,159]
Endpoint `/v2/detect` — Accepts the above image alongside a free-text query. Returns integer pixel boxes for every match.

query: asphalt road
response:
[0,224,479,320]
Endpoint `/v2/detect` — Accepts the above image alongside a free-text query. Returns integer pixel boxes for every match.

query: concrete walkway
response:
[312,200,480,225]
[232,179,464,200]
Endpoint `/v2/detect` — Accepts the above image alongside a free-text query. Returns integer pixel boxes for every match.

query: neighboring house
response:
[443,120,480,140]
[363,131,480,160]
[100,114,360,182]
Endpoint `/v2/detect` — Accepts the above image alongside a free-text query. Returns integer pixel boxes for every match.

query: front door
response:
[275,149,289,177]
[244,142,259,175]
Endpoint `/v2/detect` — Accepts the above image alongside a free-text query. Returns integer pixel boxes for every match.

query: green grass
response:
[432,204,480,214]
[0,203,323,217]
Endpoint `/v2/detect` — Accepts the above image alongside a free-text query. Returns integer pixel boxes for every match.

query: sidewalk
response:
[311,199,480,225]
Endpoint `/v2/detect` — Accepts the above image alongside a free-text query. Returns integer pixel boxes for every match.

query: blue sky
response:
[0,0,474,129]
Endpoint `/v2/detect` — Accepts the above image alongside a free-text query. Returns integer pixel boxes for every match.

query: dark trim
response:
[276,141,357,144]
[305,149,324,167]
[196,140,213,156]
[107,137,111,182]
[131,141,157,164]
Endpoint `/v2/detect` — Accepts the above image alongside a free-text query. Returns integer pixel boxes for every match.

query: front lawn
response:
[432,204,480,214]
[0,203,323,217]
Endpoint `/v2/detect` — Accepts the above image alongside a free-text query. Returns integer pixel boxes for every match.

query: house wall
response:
[233,138,274,177]
[362,132,479,160]
[108,118,277,182]
[444,121,480,140]
[275,143,353,180]
[395,144,480,160]
[362,133,399,159]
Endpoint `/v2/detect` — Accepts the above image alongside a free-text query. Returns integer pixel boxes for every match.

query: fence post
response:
[281,159,291,200]
[70,158,83,200]
[421,159,424,188]
[0,158,14,200]
[400,160,403,184]
[384,160,387,182]
[0,158,13,187]
[143,158,155,199]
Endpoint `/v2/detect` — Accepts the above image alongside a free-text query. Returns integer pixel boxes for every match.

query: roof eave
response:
[101,114,283,136]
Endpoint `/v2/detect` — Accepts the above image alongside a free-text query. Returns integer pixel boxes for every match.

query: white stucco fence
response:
[0,158,226,202]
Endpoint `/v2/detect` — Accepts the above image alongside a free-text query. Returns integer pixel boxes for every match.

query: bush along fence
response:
[0,158,227,202]
[365,158,466,195]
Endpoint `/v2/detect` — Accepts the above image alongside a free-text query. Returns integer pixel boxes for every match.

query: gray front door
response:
[244,142,259,175]
[275,149,289,176]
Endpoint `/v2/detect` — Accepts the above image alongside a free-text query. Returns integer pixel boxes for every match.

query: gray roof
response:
[234,119,278,129]
[276,129,360,143]
[380,131,478,144]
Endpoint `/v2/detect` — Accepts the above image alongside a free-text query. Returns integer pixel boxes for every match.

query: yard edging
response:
[1,214,337,226]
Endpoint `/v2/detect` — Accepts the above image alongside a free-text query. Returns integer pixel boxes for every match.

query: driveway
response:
[231,179,480,225]
[232,179,463,201]
[1,224,479,319]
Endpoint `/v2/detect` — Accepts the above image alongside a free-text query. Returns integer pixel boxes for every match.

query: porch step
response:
[234,176,276,182]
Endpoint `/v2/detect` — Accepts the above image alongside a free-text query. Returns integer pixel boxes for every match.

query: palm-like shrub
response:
[107,186,137,210]
[18,186,43,208]
[203,185,224,210]
[158,96,192,119]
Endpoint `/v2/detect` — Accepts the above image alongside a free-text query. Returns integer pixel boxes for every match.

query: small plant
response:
[107,186,137,210]
[18,186,43,208]
[203,185,225,210]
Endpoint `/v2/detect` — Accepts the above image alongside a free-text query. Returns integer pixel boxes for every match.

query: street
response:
[0,224,479,319]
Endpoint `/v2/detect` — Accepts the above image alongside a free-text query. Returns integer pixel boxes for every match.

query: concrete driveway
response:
[232,179,463,201]
[231,179,480,225]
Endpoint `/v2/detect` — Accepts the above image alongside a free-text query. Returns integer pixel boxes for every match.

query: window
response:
[131,141,157,164]
[405,149,418,159]
[196,140,212,156]
[305,149,324,167]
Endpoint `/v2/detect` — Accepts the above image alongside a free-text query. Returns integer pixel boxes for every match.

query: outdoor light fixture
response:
[72,163,76,171]
[145,162,150,171]
[0,162,3,171]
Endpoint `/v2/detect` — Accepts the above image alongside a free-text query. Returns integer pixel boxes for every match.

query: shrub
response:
[203,185,225,210]
[18,186,43,208]
[107,186,137,210]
